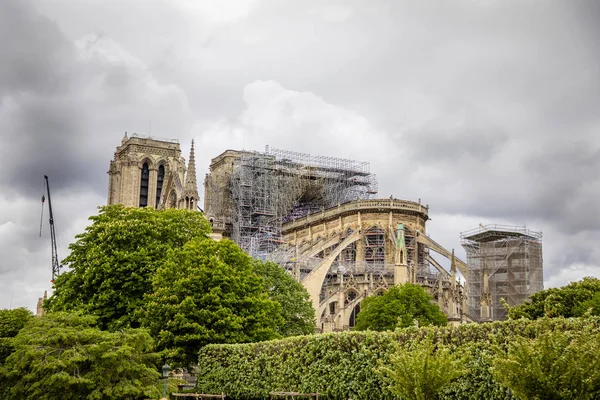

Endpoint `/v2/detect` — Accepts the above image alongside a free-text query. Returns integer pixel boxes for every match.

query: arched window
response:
[139,162,149,207]
[349,303,361,328]
[155,164,165,207]
[345,290,358,304]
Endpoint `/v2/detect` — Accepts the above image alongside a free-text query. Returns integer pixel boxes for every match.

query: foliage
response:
[354,283,447,331]
[441,343,514,400]
[0,312,161,400]
[492,327,600,400]
[378,336,468,400]
[251,259,315,337]
[196,317,600,400]
[509,276,600,320]
[46,205,212,330]
[140,239,283,368]
[574,290,600,316]
[0,307,33,364]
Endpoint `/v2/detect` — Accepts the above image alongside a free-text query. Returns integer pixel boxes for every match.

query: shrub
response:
[196,317,600,400]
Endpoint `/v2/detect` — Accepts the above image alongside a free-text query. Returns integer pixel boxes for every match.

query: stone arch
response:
[302,229,361,315]
[139,156,155,170]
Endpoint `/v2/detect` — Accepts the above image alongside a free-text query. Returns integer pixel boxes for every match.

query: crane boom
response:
[44,175,61,282]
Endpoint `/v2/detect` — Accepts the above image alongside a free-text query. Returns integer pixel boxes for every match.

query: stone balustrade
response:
[282,198,429,234]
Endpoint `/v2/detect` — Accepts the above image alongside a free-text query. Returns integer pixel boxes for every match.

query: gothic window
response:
[139,162,149,207]
[329,301,337,315]
[155,164,165,207]
[349,303,361,328]
[345,290,358,304]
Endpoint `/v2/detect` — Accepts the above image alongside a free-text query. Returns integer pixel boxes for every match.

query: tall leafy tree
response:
[140,239,283,368]
[509,276,600,320]
[355,283,447,331]
[251,260,315,336]
[0,308,33,364]
[0,312,161,400]
[46,205,212,330]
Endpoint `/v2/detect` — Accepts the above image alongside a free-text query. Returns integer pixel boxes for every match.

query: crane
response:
[40,175,62,283]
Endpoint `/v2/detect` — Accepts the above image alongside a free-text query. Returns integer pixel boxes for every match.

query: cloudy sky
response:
[1,0,599,311]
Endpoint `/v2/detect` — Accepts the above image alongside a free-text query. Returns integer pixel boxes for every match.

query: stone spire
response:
[183,140,199,210]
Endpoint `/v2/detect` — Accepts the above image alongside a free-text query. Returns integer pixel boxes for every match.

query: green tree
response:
[0,312,161,400]
[251,259,315,336]
[509,277,600,320]
[378,336,468,400]
[140,238,283,368]
[0,308,33,364]
[492,327,600,400]
[46,205,212,330]
[355,283,447,331]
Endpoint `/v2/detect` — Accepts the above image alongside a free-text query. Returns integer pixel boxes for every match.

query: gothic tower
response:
[107,133,198,210]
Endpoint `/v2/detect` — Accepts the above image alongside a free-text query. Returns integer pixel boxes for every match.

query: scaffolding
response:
[461,224,543,322]
[230,147,377,258]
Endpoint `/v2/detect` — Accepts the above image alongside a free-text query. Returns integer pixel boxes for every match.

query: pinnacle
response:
[184,140,198,197]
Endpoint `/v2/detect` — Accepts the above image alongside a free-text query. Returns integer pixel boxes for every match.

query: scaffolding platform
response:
[461,224,543,322]
[229,147,377,258]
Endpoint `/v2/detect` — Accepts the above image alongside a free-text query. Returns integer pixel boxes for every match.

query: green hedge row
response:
[196,317,600,400]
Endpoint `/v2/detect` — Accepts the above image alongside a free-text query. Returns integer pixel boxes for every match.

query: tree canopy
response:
[0,308,33,364]
[0,312,161,400]
[140,238,284,368]
[46,205,212,330]
[355,283,447,331]
[251,260,315,336]
[509,276,600,320]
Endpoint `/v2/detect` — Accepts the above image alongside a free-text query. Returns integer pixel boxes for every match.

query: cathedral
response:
[107,133,199,210]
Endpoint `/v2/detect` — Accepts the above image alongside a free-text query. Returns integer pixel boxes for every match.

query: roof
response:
[460,224,542,243]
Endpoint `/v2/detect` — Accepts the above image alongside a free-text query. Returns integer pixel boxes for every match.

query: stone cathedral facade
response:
[107,133,199,210]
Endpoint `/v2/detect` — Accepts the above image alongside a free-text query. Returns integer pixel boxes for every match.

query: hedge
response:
[196,317,600,400]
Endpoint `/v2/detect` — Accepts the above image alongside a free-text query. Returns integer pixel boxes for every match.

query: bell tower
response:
[107,133,198,210]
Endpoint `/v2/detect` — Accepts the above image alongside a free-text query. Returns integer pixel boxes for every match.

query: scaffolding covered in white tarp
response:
[461,225,543,321]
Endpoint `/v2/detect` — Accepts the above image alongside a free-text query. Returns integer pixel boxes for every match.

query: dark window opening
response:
[155,164,164,207]
[139,162,149,207]
[349,304,361,328]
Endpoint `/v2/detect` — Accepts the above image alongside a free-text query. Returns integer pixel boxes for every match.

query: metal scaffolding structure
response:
[230,147,378,258]
[461,224,543,322]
